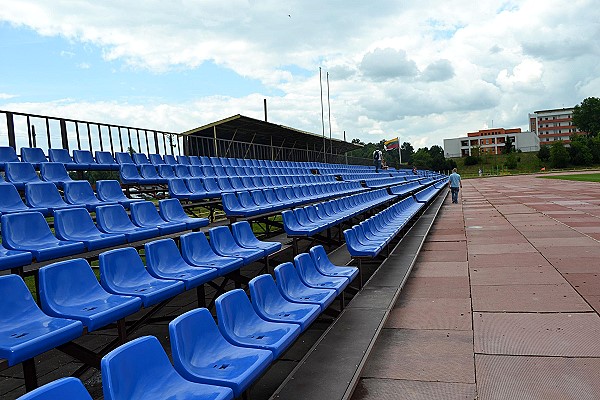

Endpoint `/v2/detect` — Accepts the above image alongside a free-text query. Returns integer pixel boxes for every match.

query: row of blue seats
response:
[0,145,354,173]
[343,196,425,257]
[363,175,420,189]
[413,180,448,203]
[282,188,397,236]
[7,245,355,399]
[168,176,348,202]
[121,163,335,187]
[389,180,425,196]
[0,200,207,268]
[222,181,365,218]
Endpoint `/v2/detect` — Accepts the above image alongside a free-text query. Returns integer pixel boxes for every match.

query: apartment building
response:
[443,128,539,158]
[529,107,586,145]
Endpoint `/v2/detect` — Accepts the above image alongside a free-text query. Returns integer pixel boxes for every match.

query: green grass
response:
[452,151,543,178]
[539,173,600,182]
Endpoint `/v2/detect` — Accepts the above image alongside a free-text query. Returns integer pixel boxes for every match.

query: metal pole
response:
[326,72,332,156]
[319,67,326,163]
[344,130,348,165]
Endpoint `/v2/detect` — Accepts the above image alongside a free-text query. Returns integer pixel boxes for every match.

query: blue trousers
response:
[451,187,459,203]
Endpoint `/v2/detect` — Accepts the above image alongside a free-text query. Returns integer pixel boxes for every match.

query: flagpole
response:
[398,138,402,165]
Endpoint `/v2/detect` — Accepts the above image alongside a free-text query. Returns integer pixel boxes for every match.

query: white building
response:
[444,128,540,158]
[529,107,585,145]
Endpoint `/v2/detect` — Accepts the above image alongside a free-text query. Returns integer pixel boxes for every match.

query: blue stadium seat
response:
[5,162,42,189]
[115,152,135,165]
[168,178,205,200]
[343,228,381,257]
[53,207,127,251]
[189,165,204,177]
[39,162,74,187]
[1,212,85,261]
[132,153,151,165]
[202,166,217,178]
[203,177,222,194]
[96,204,159,242]
[164,154,178,165]
[48,149,85,171]
[140,164,168,184]
[231,221,282,255]
[20,147,48,168]
[63,180,114,210]
[72,150,102,170]
[209,226,264,265]
[96,180,143,209]
[185,178,216,199]
[309,245,359,282]
[0,244,32,271]
[174,165,192,179]
[189,156,202,166]
[158,198,209,230]
[179,232,243,275]
[38,259,142,332]
[249,274,320,331]
[0,275,83,367]
[130,201,187,235]
[144,239,218,289]
[119,164,145,184]
[157,164,177,179]
[178,155,191,165]
[25,182,77,212]
[281,210,320,236]
[0,146,20,169]
[273,262,336,311]
[169,308,273,398]
[99,247,185,307]
[221,193,258,217]
[215,289,301,358]
[101,336,234,400]
[95,151,119,170]
[0,183,49,216]
[148,153,165,165]
[16,377,92,400]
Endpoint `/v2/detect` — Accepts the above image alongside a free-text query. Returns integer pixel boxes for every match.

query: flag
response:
[384,137,399,151]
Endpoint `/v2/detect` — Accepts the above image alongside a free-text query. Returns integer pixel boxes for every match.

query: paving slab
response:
[401,277,471,299]
[475,354,600,400]
[386,298,472,330]
[361,328,475,383]
[410,261,468,278]
[351,378,476,400]
[469,252,550,268]
[471,284,592,312]
[473,312,600,356]
[469,265,566,286]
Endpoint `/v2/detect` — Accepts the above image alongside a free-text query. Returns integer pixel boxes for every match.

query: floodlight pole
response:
[327,72,332,156]
[320,67,326,163]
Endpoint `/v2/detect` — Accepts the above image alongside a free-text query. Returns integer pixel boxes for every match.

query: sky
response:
[0,0,599,150]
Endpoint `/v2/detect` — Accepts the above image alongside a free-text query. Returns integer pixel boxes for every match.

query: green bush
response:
[537,145,550,161]
[550,142,570,168]
[464,155,479,166]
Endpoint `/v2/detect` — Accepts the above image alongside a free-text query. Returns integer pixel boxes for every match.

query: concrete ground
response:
[352,174,600,400]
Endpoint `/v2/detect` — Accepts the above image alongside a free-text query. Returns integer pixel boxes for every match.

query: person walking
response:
[449,168,462,204]
[373,148,383,172]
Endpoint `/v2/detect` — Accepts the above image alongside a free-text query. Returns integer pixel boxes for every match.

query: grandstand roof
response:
[181,114,361,154]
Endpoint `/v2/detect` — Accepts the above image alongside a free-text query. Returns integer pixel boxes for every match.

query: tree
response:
[503,136,514,154]
[572,97,600,137]
[351,138,364,145]
[412,147,432,169]
[504,152,517,169]
[537,145,550,161]
[568,135,593,166]
[549,141,570,168]
[400,142,414,164]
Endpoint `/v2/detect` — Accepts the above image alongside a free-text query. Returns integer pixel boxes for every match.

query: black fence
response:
[1,109,371,165]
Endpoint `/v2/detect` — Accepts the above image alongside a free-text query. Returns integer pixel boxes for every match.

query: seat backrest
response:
[96,180,126,201]
[130,201,164,226]
[179,231,218,263]
[188,156,201,166]
[101,336,190,400]
[208,226,239,254]
[48,148,74,164]
[0,274,52,330]
[174,165,191,178]
[144,238,186,273]
[95,151,117,165]
[163,154,178,165]
[115,152,135,165]
[203,177,220,192]
[63,181,97,203]
[72,150,96,164]
[248,274,286,315]
[119,164,142,180]
[25,182,67,207]
[157,164,176,179]
[99,247,149,292]
[5,162,40,183]
[96,204,134,231]
[40,162,70,181]
[132,153,151,165]
[148,153,165,165]
[0,146,20,163]
[21,147,48,164]
[16,377,92,400]
[215,289,262,335]
[38,258,110,312]
[140,164,161,179]
[177,155,191,165]
[230,221,258,246]
[53,207,98,238]
[0,182,28,211]
[2,212,58,249]
[158,198,187,221]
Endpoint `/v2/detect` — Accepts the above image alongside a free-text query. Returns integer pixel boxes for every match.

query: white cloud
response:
[0,0,599,149]
[0,93,17,100]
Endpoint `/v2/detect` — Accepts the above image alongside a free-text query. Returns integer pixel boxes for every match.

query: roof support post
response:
[60,119,69,151]
[213,126,218,157]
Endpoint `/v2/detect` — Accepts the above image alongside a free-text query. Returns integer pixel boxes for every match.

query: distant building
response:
[443,128,539,158]
[529,107,586,145]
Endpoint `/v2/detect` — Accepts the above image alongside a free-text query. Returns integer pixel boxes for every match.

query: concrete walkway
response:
[352,174,600,400]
